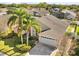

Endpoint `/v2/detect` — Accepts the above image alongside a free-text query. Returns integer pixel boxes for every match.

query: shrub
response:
[12,52,21,56]
[74,47,79,55]
[29,40,36,47]
[1,45,14,53]
[0,31,17,39]
[6,50,15,56]
[16,44,31,52]
[29,36,38,41]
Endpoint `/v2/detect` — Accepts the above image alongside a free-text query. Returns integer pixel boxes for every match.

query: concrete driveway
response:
[29,42,56,55]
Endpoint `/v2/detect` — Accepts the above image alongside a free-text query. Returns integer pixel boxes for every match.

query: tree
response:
[24,14,41,46]
[37,2,48,9]
[7,8,27,44]
[0,4,6,8]
[7,8,41,46]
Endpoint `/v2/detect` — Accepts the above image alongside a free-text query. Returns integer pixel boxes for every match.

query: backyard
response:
[0,8,41,56]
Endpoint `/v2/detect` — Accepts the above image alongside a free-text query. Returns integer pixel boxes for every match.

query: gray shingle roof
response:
[36,15,70,40]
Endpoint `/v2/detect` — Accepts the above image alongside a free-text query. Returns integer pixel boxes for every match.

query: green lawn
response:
[0,37,28,56]
[76,26,79,35]
[66,25,75,33]
[66,25,79,35]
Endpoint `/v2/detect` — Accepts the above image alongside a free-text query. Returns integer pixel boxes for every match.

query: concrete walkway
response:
[29,42,56,55]
[0,52,7,56]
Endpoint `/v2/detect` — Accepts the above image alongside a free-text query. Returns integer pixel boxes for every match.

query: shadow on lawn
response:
[0,45,26,56]
[0,36,27,56]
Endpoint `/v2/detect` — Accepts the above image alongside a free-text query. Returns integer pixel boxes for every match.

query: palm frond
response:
[7,15,17,26]
[32,25,41,33]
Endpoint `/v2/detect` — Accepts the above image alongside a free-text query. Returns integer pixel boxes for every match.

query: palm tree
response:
[7,8,41,46]
[7,8,27,44]
[24,14,41,46]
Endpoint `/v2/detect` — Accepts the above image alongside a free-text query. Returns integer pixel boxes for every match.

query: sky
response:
[0,0,79,4]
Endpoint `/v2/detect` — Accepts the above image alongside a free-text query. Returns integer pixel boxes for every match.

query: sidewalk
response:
[0,52,7,56]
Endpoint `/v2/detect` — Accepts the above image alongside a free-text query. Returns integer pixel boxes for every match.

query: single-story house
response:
[62,10,76,20]
[50,8,64,19]
[0,8,8,12]
[36,15,70,47]
[29,15,70,55]
[27,8,50,17]
[0,12,7,15]
[50,8,61,13]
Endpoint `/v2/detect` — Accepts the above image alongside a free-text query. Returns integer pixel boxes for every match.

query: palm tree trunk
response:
[74,24,77,33]
[74,24,77,40]
[26,32,29,46]
[21,33,23,44]
[36,32,39,42]
[19,16,24,44]
[29,27,33,37]
[30,27,33,36]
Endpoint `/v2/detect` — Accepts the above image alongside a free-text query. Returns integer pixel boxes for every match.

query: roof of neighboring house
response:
[0,15,9,32]
[0,12,7,15]
[36,15,70,40]
[0,8,8,12]
[62,10,76,16]
[51,8,61,12]
[27,8,49,16]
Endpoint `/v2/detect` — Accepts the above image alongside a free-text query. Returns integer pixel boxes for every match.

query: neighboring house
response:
[50,8,64,19]
[53,12,64,19]
[0,8,7,15]
[39,8,50,16]
[62,10,76,20]
[27,8,50,17]
[0,12,7,15]
[0,8,8,12]
[50,8,61,13]
[33,11,41,17]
